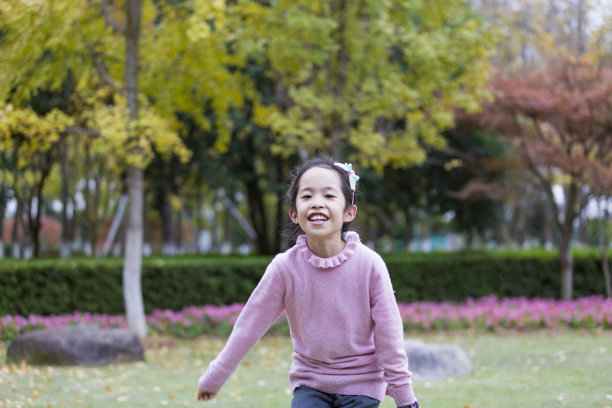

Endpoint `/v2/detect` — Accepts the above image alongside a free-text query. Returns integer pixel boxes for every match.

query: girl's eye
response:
[325,194,335,198]
[301,194,311,199]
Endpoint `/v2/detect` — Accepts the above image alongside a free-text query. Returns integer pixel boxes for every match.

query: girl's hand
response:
[195,390,217,401]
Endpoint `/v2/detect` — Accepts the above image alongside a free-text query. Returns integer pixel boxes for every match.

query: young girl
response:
[196,155,420,408]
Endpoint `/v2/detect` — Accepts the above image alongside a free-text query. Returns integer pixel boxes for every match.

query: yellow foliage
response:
[238,0,495,169]
[87,98,191,169]
[0,104,72,168]
[169,194,183,212]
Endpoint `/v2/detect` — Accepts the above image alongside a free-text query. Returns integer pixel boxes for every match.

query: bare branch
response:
[100,0,125,34]
[518,132,563,232]
[94,56,124,93]
[578,193,591,213]
[64,126,101,137]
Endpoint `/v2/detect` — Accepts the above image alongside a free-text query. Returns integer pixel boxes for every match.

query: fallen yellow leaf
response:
[105,386,112,392]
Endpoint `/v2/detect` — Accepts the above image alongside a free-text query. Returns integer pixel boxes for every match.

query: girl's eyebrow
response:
[299,186,339,193]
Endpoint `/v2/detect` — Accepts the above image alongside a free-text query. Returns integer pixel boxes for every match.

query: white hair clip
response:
[334,162,360,204]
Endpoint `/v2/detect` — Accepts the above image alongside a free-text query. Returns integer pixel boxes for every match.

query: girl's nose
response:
[310,195,324,207]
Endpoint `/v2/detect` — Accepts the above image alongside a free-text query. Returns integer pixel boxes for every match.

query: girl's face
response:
[289,166,357,241]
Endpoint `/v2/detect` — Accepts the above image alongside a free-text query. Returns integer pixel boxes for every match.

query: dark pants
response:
[291,386,381,408]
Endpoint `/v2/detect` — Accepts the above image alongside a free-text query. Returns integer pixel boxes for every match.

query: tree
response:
[362,118,510,251]
[472,0,607,68]
[0,0,244,336]
[595,198,612,298]
[488,58,612,299]
[0,105,73,257]
[234,0,495,169]
[121,0,148,338]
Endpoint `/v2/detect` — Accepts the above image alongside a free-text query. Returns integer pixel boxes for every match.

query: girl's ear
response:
[288,208,299,224]
[343,204,357,222]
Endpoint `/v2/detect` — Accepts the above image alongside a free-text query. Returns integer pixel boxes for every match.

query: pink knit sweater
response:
[198,232,417,406]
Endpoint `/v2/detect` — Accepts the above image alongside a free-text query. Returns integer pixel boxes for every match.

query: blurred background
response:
[0,0,611,260]
[2,5,611,405]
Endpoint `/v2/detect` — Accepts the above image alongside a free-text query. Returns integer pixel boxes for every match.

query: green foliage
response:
[239,0,497,169]
[0,256,272,315]
[386,250,608,302]
[0,258,124,316]
[140,256,272,312]
[1,251,609,316]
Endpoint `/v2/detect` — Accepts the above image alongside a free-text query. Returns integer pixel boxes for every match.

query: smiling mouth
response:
[308,214,329,223]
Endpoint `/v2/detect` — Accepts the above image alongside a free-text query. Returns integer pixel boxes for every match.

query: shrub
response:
[0,251,608,316]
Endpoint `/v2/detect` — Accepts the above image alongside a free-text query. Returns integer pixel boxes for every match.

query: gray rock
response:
[6,325,144,366]
[405,339,472,380]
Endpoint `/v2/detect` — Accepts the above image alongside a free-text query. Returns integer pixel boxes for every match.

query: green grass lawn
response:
[1,330,611,408]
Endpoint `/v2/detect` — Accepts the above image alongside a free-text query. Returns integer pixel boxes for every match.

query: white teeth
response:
[309,215,328,221]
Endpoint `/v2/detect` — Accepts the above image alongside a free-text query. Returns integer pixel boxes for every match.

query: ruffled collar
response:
[296,231,359,269]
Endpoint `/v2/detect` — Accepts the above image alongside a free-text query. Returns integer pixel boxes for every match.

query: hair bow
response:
[334,162,360,205]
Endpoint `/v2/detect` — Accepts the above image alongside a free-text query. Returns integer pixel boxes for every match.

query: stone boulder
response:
[404,339,472,380]
[6,325,144,366]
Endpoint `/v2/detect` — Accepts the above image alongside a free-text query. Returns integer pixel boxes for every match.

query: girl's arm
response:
[370,258,419,407]
[197,262,285,397]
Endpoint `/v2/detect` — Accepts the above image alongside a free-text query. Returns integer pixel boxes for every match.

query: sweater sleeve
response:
[198,261,285,394]
[370,257,418,407]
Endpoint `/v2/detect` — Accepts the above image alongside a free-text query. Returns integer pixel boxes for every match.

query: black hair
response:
[285,154,358,238]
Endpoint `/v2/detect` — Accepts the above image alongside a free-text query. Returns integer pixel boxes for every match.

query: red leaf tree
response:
[487,58,612,299]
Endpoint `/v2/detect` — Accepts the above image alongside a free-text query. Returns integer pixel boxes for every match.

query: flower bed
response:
[397,295,612,331]
[1,296,611,341]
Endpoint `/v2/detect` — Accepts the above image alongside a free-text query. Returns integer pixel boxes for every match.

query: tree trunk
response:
[513,202,526,247]
[21,208,32,259]
[143,192,151,256]
[122,0,147,338]
[26,194,41,258]
[418,211,431,252]
[27,160,51,258]
[153,159,176,254]
[327,0,348,159]
[559,183,579,300]
[542,196,554,249]
[102,194,128,256]
[559,227,574,300]
[273,190,284,253]
[11,195,21,258]
[245,178,270,254]
[83,144,93,256]
[0,183,5,259]
[176,202,183,253]
[92,167,102,256]
[598,199,612,298]
[577,213,588,247]
[404,206,416,251]
[68,195,77,253]
[123,165,146,337]
[160,191,176,254]
[60,133,71,258]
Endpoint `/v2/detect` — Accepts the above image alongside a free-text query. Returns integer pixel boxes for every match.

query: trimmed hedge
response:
[0,251,609,316]
[0,256,270,316]
[386,251,607,302]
